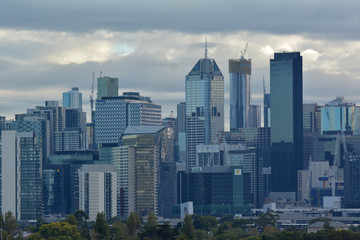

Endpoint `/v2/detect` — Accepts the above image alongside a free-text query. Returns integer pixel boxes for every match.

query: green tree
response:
[74,210,88,227]
[0,211,21,239]
[127,212,141,237]
[92,212,110,240]
[181,214,196,239]
[65,214,78,226]
[29,222,81,240]
[255,210,279,230]
[193,215,217,231]
[146,212,157,228]
[110,220,128,240]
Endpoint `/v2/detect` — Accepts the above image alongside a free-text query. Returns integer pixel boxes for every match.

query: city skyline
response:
[1,1,360,131]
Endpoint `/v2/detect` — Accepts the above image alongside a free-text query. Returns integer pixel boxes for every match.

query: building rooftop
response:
[326,96,355,106]
[123,125,167,135]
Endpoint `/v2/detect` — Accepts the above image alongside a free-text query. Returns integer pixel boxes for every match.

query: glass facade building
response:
[62,87,82,111]
[97,76,118,100]
[186,53,224,170]
[321,97,360,135]
[229,58,251,129]
[270,52,303,194]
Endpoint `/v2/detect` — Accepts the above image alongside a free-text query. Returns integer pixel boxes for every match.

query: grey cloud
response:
[1,1,360,40]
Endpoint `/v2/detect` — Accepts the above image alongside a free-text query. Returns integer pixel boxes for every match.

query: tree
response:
[0,211,21,239]
[181,214,196,239]
[193,215,217,231]
[29,222,81,240]
[127,212,141,237]
[92,212,110,240]
[65,214,78,226]
[110,221,128,240]
[74,210,88,228]
[146,212,157,228]
[255,210,279,230]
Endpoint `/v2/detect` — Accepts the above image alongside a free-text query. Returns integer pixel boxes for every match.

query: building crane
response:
[90,72,95,124]
[241,43,248,59]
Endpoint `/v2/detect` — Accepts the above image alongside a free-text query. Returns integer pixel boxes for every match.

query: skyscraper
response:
[185,45,224,170]
[97,76,118,100]
[63,87,82,111]
[229,57,251,129]
[270,52,303,193]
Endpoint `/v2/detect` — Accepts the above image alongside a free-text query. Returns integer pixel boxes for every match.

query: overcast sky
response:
[1,0,360,130]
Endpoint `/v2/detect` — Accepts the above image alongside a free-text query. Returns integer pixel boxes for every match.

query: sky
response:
[1,0,360,130]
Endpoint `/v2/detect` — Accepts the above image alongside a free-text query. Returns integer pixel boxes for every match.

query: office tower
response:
[97,76,118,99]
[303,103,321,134]
[229,57,251,129]
[176,102,186,162]
[225,128,271,149]
[249,105,261,128]
[186,46,224,170]
[321,97,360,135]
[63,87,83,111]
[344,152,360,207]
[178,166,251,216]
[270,52,303,194]
[95,92,161,145]
[1,131,42,220]
[43,151,95,215]
[79,164,117,221]
[263,78,271,128]
[121,126,174,217]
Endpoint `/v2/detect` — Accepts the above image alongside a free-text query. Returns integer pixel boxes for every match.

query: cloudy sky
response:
[1,0,360,130]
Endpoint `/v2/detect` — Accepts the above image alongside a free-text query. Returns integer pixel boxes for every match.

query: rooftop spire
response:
[204,36,208,59]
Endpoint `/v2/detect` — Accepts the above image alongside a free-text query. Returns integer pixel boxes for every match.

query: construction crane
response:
[90,72,95,124]
[240,43,248,59]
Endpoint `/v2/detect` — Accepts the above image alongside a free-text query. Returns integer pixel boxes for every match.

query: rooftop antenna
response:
[204,36,208,59]
[241,43,248,59]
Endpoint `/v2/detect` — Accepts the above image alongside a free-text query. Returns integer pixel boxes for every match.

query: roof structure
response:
[123,125,167,135]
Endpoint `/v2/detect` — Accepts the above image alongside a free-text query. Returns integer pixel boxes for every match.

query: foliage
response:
[110,220,128,240]
[65,214,77,226]
[193,215,217,231]
[28,222,81,240]
[127,212,141,237]
[92,212,110,240]
[146,212,157,228]
[181,214,196,239]
[255,210,279,230]
[0,211,19,239]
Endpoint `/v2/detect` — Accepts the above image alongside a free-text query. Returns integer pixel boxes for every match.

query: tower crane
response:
[241,43,248,59]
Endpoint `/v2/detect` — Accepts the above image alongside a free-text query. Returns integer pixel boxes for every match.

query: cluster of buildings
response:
[2,44,360,224]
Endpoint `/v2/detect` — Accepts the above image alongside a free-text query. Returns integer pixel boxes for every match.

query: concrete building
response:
[79,164,117,220]
[186,46,224,170]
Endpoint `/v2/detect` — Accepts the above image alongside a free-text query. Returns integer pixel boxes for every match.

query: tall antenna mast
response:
[204,36,208,59]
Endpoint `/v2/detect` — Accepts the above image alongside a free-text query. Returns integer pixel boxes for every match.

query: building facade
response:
[229,58,251,129]
[97,76,118,100]
[270,52,303,194]
[186,50,224,170]
[63,87,82,111]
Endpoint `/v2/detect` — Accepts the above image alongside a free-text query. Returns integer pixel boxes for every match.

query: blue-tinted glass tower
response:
[185,45,224,170]
[270,52,303,194]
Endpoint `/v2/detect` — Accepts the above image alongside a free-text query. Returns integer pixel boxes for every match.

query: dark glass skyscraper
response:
[270,52,303,194]
[229,58,251,129]
[186,47,224,170]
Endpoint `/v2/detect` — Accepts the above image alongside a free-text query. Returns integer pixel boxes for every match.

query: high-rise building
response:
[97,76,118,100]
[249,105,261,128]
[1,131,42,220]
[121,126,174,217]
[229,58,251,129]
[95,92,162,145]
[79,164,117,221]
[270,52,303,194]
[321,97,360,135]
[176,102,186,163]
[186,46,224,170]
[63,87,82,111]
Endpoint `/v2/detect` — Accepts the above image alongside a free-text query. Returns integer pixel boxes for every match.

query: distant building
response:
[249,105,261,128]
[303,103,321,134]
[264,93,271,128]
[226,127,271,149]
[176,102,186,163]
[1,131,42,220]
[344,152,360,208]
[186,47,224,170]
[95,92,161,145]
[229,57,251,129]
[63,87,82,111]
[270,52,303,194]
[97,76,118,100]
[79,164,117,221]
[121,126,174,217]
[321,97,360,135]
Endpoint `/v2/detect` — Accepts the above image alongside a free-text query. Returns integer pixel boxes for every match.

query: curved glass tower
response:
[229,58,251,129]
